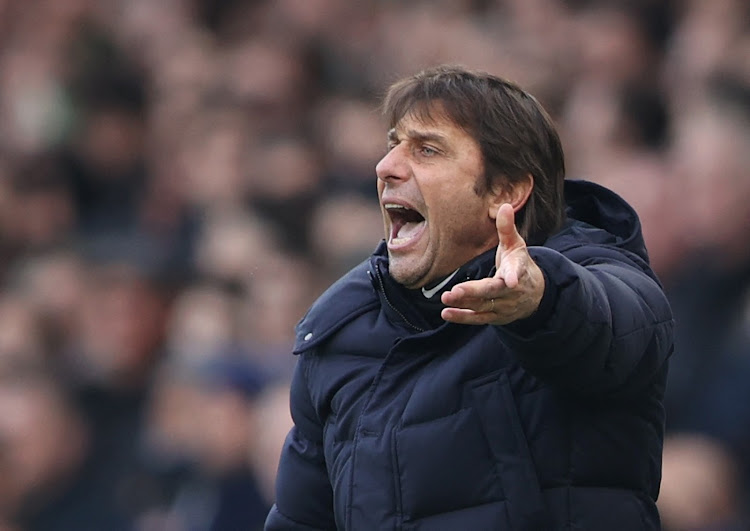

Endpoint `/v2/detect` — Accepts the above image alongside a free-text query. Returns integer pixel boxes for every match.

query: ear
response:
[487,174,534,219]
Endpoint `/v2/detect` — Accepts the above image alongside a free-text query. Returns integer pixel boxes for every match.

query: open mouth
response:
[385,203,426,248]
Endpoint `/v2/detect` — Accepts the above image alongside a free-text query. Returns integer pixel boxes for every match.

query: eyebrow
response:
[388,128,448,146]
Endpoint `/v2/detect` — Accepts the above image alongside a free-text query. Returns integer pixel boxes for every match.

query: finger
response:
[441,278,507,306]
[441,307,499,325]
[497,254,523,289]
[441,295,495,313]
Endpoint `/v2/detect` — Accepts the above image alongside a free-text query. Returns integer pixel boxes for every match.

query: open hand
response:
[441,203,545,325]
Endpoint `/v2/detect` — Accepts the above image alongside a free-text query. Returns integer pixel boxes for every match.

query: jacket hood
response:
[562,179,649,262]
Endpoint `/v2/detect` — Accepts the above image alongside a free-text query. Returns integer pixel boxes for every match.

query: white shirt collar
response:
[421,269,459,299]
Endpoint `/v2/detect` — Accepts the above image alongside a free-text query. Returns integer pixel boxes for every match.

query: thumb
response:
[496,203,524,253]
[495,203,526,288]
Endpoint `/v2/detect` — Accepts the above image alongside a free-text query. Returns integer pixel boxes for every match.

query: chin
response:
[387,258,427,289]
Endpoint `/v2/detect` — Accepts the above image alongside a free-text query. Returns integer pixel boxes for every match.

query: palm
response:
[441,203,545,325]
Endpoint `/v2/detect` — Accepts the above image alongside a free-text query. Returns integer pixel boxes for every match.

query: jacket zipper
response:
[369,268,425,333]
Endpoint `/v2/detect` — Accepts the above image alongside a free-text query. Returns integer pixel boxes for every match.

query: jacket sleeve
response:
[499,244,674,398]
[265,356,335,531]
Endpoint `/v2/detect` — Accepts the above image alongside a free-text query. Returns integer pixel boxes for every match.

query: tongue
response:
[395,220,423,240]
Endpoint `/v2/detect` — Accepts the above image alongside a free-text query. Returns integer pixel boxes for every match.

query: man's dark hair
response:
[383,65,566,245]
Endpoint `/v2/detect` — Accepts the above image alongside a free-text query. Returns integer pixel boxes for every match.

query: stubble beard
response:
[387,252,427,290]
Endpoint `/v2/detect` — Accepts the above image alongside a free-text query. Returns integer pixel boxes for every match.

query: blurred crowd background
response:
[0,0,748,529]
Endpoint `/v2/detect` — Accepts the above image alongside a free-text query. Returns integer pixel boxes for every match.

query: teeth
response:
[385,203,406,210]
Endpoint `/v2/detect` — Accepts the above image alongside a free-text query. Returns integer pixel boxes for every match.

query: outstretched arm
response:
[441,203,673,397]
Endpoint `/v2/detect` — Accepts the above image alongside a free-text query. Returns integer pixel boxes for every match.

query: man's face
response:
[376,109,500,289]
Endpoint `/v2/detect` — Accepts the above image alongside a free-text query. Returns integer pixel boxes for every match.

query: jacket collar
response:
[370,244,497,332]
[294,179,650,354]
[293,243,497,353]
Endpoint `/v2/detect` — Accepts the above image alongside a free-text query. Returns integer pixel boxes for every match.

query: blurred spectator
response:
[659,435,746,531]
[237,251,319,369]
[61,28,151,237]
[138,356,275,531]
[0,294,48,375]
[313,97,385,195]
[192,207,280,284]
[164,281,243,370]
[4,247,86,355]
[248,381,293,505]
[6,154,75,253]
[0,372,127,531]
[58,253,173,528]
[658,71,750,530]
[308,192,384,281]
[246,133,323,251]
[174,103,253,211]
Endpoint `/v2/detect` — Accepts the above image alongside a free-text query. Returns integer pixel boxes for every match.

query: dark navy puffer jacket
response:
[266,180,674,531]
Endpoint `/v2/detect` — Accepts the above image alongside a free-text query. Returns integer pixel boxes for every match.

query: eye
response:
[419,145,438,157]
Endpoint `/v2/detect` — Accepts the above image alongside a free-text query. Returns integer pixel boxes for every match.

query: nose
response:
[376,144,410,184]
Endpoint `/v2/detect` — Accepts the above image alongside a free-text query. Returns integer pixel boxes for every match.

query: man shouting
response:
[266,65,674,531]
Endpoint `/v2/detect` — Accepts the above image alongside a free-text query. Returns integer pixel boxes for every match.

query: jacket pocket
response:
[467,371,550,529]
[393,408,506,523]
